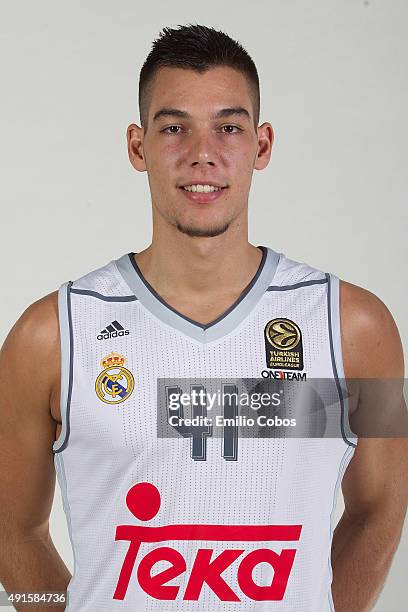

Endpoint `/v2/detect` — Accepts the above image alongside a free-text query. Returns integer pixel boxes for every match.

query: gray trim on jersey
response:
[53,281,74,453]
[114,246,281,343]
[54,452,77,603]
[326,273,358,448]
[70,288,138,302]
[267,277,327,291]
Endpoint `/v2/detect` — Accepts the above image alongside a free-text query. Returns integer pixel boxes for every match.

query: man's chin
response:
[175,220,230,238]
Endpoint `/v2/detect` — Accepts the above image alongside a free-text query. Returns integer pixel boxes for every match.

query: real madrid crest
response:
[95,352,134,404]
[264,318,304,371]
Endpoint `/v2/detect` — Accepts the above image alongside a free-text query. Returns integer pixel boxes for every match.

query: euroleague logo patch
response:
[264,318,304,371]
[95,352,134,404]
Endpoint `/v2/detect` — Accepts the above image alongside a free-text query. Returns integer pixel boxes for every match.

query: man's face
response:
[128,66,273,238]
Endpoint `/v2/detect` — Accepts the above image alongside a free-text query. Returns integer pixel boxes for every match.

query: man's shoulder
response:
[0,250,128,394]
[339,279,404,378]
[274,249,399,346]
[4,290,60,354]
[340,279,390,326]
[271,248,403,378]
[0,290,60,412]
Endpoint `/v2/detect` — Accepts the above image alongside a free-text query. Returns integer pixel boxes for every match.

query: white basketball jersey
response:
[53,245,357,611]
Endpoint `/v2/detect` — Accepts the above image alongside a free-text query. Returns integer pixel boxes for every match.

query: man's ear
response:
[254,122,274,171]
[127,123,146,172]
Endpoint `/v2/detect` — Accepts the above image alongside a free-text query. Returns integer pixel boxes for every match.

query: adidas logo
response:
[97,320,130,341]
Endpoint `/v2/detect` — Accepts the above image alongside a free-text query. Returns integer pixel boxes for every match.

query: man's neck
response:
[133,239,264,310]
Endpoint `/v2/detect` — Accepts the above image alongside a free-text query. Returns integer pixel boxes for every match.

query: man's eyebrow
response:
[153,108,190,122]
[212,107,251,121]
[152,106,251,122]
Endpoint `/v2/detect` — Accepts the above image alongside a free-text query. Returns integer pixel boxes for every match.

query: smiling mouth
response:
[178,185,229,193]
[178,184,228,204]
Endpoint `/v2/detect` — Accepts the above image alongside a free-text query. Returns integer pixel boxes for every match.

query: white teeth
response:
[183,184,221,193]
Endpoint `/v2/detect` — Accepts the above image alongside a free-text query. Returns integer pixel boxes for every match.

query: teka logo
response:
[113,483,302,603]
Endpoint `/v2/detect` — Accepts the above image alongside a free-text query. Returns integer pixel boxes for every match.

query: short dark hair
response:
[139,24,260,131]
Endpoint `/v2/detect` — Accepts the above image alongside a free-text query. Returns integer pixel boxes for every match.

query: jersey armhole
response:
[52,281,74,453]
[326,273,358,448]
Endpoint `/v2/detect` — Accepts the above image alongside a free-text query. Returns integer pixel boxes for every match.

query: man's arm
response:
[331,281,408,611]
[0,293,71,611]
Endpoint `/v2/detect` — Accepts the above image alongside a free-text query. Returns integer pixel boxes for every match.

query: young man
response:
[0,24,407,612]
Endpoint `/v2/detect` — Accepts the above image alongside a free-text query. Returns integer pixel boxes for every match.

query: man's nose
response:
[191,152,215,167]
[187,132,217,166]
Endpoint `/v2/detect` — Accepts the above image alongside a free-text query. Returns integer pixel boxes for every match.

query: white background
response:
[1,1,407,609]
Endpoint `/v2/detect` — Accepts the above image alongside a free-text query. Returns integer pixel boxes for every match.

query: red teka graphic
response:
[113,483,302,602]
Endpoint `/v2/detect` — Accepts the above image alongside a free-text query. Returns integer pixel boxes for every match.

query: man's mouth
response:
[180,183,228,193]
[178,183,229,203]
[180,184,227,193]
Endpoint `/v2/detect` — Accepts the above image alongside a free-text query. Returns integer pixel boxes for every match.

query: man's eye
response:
[161,125,182,134]
[221,125,242,134]
[160,125,241,135]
